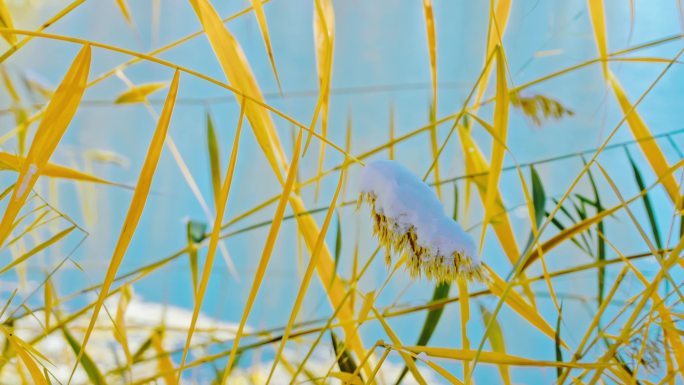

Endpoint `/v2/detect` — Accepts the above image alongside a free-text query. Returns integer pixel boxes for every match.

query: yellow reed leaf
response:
[114,284,133,365]
[249,0,281,90]
[181,99,245,381]
[330,372,364,385]
[609,72,680,205]
[219,127,302,383]
[457,124,537,305]
[188,0,287,178]
[485,265,563,345]
[115,82,168,104]
[400,345,607,368]
[0,152,114,185]
[43,278,54,330]
[423,0,437,107]
[7,334,48,385]
[479,305,510,385]
[265,164,345,383]
[480,45,509,251]
[115,0,133,25]
[0,226,75,275]
[373,307,428,385]
[188,0,368,370]
[587,0,608,77]
[0,0,16,45]
[70,69,179,381]
[151,328,178,385]
[311,0,335,199]
[0,44,91,247]
[472,0,511,114]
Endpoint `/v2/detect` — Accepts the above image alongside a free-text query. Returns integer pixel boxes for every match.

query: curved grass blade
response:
[69,69,179,383]
[609,72,680,205]
[587,0,608,77]
[188,0,367,367]
[471,0,510,117]
[188,0,287,177]
[115,82,168,104]
[4,330,48,385]
[479,45,509,252]
[0,44,91,247]
[373,307,428,385]
[401,345,605,369]
[311,0,335,199]
[249,0,281,91]
[263,166,345,383]
[0,226,75,275]
[180,98,246,382]
[219,127,302,384]
[0,152,115,185]
[485,265,562,344]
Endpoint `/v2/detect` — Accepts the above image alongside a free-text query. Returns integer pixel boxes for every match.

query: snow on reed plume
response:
[358,160,484,282]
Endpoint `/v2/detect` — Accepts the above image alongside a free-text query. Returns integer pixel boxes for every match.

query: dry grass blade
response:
[114,284,133,366]
[428,103,443,199]
[479,304,510,385]
[373,307,428,385]
[0,152,115,185]
[423,0,437,115]
[4,330,48,385]
[472,0,511,115]
[151,328,178,385]
[400,345,607,368]
[0,225,75,275]
[609,72,680,205]
[188,0,287,178]
[264,164,345,384]
[115,82,168,104]
[43,278,54,330]
[187,0,367,368]
[115,0,133,25]
[249,0,281,91]
[178,97,245,381]
[457,123,536,305]
[220,127,303,383]
[0,44,90,247]
[484,265,562,344]
[311,0,335,198]
[479,45,509,252]
[69,69,179,382]
[587,0,609,77]
[0,0,16,45]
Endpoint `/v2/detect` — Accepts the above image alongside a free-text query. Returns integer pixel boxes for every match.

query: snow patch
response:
[359,160,484,282]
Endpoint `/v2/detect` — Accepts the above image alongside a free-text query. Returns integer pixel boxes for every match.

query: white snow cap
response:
[359,160,484,282]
